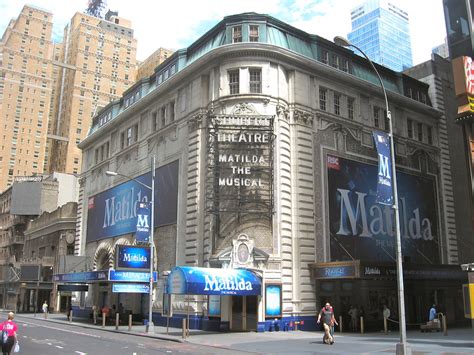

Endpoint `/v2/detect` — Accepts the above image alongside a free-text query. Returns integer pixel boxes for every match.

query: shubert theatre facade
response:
[71,13,468,331]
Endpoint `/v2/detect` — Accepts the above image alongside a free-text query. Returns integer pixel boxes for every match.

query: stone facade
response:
[78,13,461,329]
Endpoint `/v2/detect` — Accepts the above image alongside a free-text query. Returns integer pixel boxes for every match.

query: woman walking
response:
[1,312,18,355]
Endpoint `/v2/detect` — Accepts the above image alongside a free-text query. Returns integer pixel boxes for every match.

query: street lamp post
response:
[334,36,410,355]
[106,155,156,334]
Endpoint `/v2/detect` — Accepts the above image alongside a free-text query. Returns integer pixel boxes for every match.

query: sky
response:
[0,0,447,65]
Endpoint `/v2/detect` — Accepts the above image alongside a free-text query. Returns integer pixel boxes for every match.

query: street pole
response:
[334,36,410,355]
[147,155,155,334]
[106,156,156,333]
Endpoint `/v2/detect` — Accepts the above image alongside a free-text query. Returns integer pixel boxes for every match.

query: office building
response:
[442,0,474,241]
[0,5,55,192]
[348,0,413,71]
[47,11,137,175]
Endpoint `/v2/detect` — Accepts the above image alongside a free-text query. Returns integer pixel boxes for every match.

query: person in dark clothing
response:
[317,302,338,345]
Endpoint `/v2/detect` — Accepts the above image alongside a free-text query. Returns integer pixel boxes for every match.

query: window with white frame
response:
[232,26,242,43]
[249,68,262,93]
[334,93,341,115]
[229,70,239,94]
[319,88,327,111]
[347,97,354,119]
[249,25,259,42]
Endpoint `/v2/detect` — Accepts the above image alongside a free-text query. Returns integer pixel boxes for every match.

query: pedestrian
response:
[1,312,18,355]
[348,305,359,332]
[118,303,124,323]
[429,304,437,321]
[67,303,72,321]
[42,301,48,319]
[317,302,338,345]
[383,305,390,332]
[92,305,98,324]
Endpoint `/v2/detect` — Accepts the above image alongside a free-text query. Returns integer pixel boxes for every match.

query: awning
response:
[167,266,262,296]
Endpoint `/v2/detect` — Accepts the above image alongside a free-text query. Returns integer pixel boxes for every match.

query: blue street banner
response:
[53,270,108,283]
[109,270,158,282]
[112,283,150,293]
[372,131,393,205]
[135,202,151,243]
[116,245,150,270]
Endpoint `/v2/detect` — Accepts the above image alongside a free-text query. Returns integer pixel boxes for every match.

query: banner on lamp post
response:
[136,202,151,243]
[373,131,393,206]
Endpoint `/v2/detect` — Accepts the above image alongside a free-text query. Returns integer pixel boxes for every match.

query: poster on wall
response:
[86,160,179,242]
[208,295,221,317]
[327,155,440,264]
[265,284,282,318]
[115,245,150,270]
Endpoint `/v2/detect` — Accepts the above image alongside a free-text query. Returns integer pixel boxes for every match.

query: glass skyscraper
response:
[348,0,413,71]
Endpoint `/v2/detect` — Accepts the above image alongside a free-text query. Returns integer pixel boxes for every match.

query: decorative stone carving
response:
[293,109,314,127]
[230,234,255,268]
[231,102,258,115]
[276,104,289,121]
[188,112,204,131]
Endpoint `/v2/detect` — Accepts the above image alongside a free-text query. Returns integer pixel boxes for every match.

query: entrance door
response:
[231,296,258,331]
[231,296,243,331]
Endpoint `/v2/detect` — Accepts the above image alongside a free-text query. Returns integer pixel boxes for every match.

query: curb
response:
[12,313,185,343]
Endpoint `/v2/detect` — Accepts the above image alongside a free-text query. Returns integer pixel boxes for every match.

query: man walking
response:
[317,302,338,345]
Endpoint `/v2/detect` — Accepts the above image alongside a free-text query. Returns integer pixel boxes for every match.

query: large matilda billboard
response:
[327,155,439,264]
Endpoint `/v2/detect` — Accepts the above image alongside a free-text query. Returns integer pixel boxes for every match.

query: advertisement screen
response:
[327,155,439,264]
[116,245,150,270]
[265,284,282,317]
[86,160,179,242]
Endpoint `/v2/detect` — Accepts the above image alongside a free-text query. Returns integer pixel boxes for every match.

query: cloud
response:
[0,0,447,65]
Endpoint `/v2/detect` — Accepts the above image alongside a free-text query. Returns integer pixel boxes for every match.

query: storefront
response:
[53,269,157,320]
[311,261,468,329]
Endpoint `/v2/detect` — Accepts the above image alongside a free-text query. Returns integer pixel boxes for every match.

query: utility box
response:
[463,272,474,319]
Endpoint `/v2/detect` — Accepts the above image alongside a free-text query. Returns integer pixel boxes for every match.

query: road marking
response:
[75,352,87,355]
[55,346,64,349]
[47,342,52,345]
[19,319,102,339]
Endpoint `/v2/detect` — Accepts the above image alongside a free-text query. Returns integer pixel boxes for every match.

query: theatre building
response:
[68,13,468,331]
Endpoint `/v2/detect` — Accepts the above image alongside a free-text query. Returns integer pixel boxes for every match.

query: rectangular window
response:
[407,119,413,138]
[120,132,125,149]
[232,26,242,43]
[133,124,139,142]
[334,93,341,115]
[169,101,175,122]
[249,25,259,42]
[321,49,329,64]
[417,122,423,141]
[152,111,158,131]
[229,70,239,94]
[427,126,433,144]
[384,110,389,131]
[331,54,339,69]
[319,88,327,111]
[373,106,380,128]
[347,97,354,119]
[161,106,166,127]
[249,68,262,93]
[126,127,132,146]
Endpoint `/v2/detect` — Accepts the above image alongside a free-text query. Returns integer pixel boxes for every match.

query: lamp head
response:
[334,36,351,47]
[105,171,118,177]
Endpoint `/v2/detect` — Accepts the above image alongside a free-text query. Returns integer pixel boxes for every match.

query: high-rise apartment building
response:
[48,11,137,174]
[348,0,413,71]
[0,5,55,192]
[136,47,174,81]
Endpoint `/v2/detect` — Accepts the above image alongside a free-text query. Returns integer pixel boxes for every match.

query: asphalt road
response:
[12,316,245,355]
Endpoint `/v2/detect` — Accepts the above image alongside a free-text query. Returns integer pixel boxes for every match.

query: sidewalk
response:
[9,311,474,354]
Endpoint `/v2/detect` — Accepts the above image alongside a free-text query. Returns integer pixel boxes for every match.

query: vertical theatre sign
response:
[207,113,274,239]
